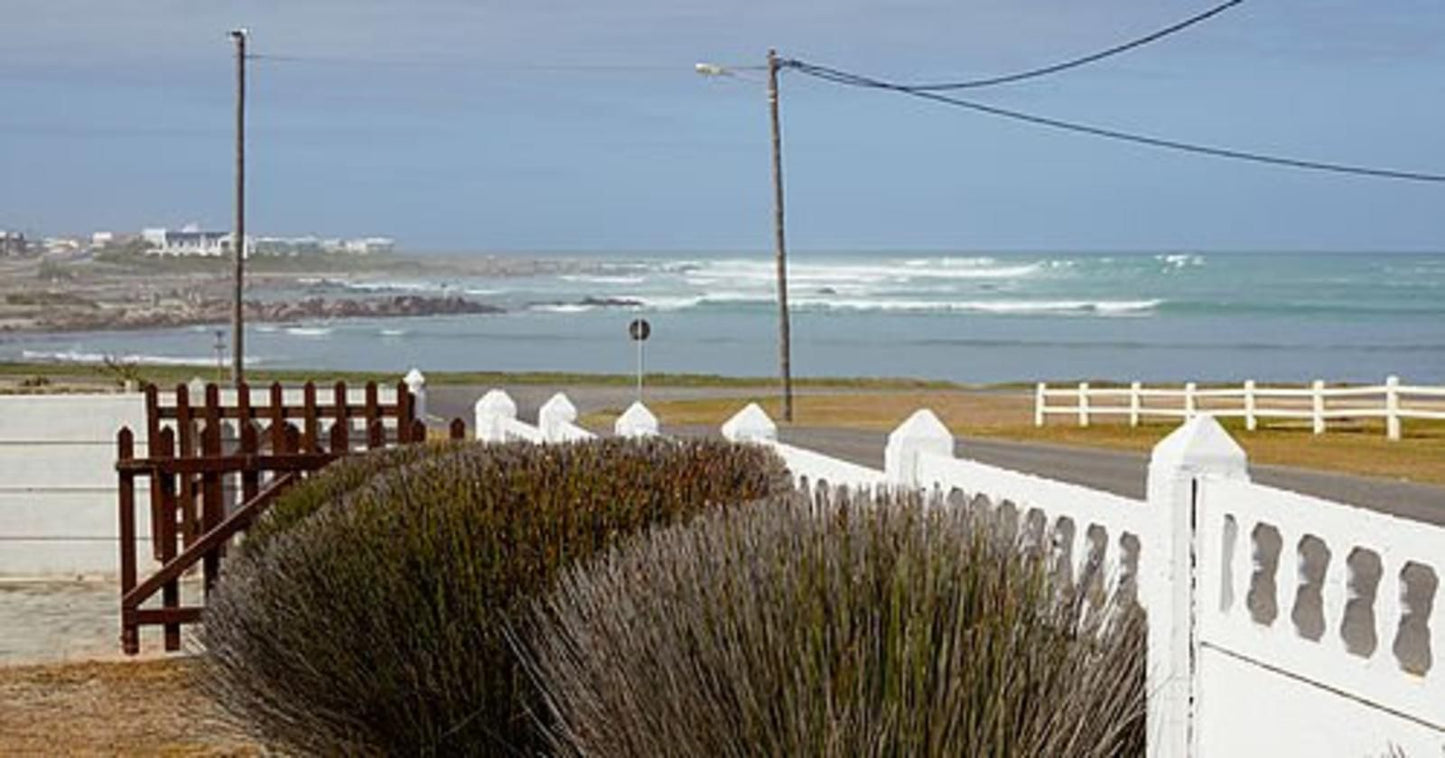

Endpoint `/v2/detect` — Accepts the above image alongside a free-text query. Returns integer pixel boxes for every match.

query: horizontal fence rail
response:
[1035,376,1445,439]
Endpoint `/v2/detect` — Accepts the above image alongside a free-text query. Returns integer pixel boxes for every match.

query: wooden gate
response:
[115,380,466,654]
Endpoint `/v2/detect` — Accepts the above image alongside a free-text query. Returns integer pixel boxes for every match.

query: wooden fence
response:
[1035,376,1445,439]
[115,380,465,655]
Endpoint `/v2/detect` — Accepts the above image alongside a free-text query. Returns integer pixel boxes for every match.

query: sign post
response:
[628,318,651,403]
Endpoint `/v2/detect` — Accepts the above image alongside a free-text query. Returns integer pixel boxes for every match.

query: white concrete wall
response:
[0,393,148,577]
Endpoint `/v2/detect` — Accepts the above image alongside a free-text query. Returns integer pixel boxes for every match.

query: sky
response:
[1,0,1443,253]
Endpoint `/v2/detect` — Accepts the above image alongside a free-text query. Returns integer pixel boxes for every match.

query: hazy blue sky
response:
[2,1,1443,252]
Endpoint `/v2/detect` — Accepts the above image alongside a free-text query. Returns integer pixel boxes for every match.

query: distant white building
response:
[140,225,392,257]
[141,226,246,257]
[91,231,115,247]
[0,230,26,256]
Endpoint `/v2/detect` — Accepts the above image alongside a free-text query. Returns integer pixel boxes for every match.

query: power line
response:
[786,60,1445,183]
[249,53,681,72]
[904,0,1245,90]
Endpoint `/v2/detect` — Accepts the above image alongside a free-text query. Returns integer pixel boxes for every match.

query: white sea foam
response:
[20,349,263,366]
[681,259,1041,289]
[379,328,408,337]
[561,274,647,285]
[533,304,597,314]
[1156,253,1205,268]
[286,327,333,337]
[791,297,1163,315]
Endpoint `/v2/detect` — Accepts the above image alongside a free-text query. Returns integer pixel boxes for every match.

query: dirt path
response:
[0,658,257,755]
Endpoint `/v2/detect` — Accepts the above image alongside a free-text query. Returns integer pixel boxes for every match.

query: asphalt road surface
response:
[429,385,1445,525]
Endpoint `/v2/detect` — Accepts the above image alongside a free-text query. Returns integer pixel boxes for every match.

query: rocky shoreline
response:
[17,295,503,333]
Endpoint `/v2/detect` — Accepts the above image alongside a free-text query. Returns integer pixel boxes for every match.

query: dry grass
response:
[0,658,259,756]
[587,391,1445,486]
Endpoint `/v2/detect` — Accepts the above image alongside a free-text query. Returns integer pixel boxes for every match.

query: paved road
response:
[430,385,1445,525]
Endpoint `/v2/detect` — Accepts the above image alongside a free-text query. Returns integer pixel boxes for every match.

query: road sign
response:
[629,318,651,341]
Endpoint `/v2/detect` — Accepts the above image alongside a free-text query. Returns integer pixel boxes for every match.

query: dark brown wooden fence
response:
[115,380,466,655]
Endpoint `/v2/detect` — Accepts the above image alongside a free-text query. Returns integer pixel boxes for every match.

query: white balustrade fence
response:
[474,386,1445,754]
[1036,376,1445,439]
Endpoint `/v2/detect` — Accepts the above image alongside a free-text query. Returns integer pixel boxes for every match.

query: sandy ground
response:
[0,657,259,755]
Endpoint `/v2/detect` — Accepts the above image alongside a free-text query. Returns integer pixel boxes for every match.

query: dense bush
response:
[525,490,1147,757]
[200,438,790,756]
[241,441,450,556]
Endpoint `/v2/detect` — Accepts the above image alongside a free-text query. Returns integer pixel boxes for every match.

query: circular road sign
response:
[628,318,652,342]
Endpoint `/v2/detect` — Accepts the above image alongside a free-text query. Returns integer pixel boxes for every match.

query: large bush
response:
[241,441,452,556]
[525,490,1147,757]
[200,438,790,756]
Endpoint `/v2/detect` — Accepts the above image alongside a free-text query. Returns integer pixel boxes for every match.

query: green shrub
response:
[241,441,451,556]
[524,490,1147,757]
[199,438,790,756]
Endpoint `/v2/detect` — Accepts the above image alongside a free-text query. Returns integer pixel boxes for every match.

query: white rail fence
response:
[1035,376,1445,440]
[476,387,1445,756]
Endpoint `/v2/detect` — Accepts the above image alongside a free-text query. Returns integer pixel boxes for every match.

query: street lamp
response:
[696,52,794,422]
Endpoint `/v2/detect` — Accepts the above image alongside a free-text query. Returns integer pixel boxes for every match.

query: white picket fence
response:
[477,389,1445,757]
[1036,376,1445,439]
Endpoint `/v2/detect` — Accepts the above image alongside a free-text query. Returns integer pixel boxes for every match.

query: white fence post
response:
[538,392,578,440]
[1243,379,1257,432]
[721,403,777,443]
[474,389,516,443]
[1145,416,1249,758]
[1311,379,1325,435]
[1183,382,1196,418]
[883,409,953,487]
[1385,375,1401,441]
[404,368,427,421]
[1078,382,1090,427]
[1034,383,1046,427]
[1129,381,1142,427]
[614,401,659,438]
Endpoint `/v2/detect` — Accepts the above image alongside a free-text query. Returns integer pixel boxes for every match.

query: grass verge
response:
[585,391,1445,486]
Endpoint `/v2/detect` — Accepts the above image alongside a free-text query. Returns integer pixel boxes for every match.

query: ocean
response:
[7,251,1445,384]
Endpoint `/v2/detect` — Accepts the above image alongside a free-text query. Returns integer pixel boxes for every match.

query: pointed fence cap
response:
[403,368,426,387]
[721,403,776,442]
[474,389,517,420]
[1149,414,1247,479]
[615,401,659,438]
[884,409,954,485]
[539,393,579,425]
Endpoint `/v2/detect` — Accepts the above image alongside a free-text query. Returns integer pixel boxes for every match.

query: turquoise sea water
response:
[5,251,1444,383]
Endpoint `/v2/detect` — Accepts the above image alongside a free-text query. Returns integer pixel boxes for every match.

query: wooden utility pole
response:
[230,29,247,386]
[767,49,794,422]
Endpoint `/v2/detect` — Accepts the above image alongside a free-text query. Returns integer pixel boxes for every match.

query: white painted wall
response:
[0,393,148,577]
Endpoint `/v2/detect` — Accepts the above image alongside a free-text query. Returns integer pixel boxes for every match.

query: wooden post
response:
[332,381,350,452]
[239,421,259,503]
[396,381,412,444]
[1078,382,1090,427]
[269,382,285,454]
[1129,381,1142,427]
[449,418,467,440]
[302,381,319,452]
[202,384,223,594]
[230,29,247,385]
[1244,379,1257,432]
[1312,379,1326,435]
[154,427,181,651]
[175,383,197,545]
[1034,382,1046,427]
[1385,375,1401,441]
[364,382,381,449]
[767,49,794,423]
[117,428,139,656]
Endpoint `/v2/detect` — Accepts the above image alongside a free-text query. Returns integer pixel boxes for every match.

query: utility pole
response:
[230,28,248,386]
[767,49,794,422]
